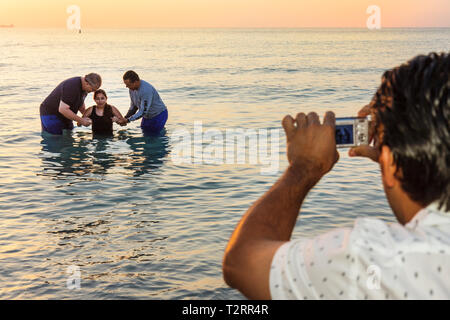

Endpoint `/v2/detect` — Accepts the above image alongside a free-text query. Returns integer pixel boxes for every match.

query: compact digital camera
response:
[335,117,370,148]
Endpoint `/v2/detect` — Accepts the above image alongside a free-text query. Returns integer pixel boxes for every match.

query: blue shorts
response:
[141,109,168,135]
[41,115,73,135]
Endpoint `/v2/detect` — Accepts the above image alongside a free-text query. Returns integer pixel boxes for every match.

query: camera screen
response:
[335,124,354,145]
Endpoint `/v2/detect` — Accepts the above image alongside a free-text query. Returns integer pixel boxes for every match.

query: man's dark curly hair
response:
[370,52,450,211]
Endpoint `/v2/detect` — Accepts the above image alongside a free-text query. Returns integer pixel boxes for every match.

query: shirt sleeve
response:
[129,88,154,122]
[61,79,78,109]
[270,217,400,300]
[270,227,352,300]
[125,104,138,119]
[271,224,375,300]
[128,103,144,122]
[125,90,137,119]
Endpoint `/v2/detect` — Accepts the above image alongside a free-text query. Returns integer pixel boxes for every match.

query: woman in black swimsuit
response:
[83,89,127,136]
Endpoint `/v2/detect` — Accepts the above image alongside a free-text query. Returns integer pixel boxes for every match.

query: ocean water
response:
[0,28,449,299]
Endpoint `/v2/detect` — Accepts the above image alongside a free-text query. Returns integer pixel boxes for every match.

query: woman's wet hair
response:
[94,89,107,99]
[371,52,449,211]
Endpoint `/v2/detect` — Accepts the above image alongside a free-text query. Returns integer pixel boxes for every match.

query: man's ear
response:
[380,145,398,188]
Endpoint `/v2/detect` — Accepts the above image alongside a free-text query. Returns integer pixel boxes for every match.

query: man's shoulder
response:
[286,215,423,251]
[283,217,403,257]
[347,216,399,251]
[61,77,82,91]
[63,77,82,85]
[349,210,450,255]
[352,216,393,235]
[140,80,155,91]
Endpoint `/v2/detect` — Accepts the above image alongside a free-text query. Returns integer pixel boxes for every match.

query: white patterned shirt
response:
[270,202,450,300]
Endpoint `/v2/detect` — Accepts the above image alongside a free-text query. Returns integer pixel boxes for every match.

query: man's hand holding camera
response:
[349,104,380,162]
[282,111,340,184]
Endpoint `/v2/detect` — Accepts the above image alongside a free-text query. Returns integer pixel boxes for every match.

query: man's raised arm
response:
[222,111,339,300]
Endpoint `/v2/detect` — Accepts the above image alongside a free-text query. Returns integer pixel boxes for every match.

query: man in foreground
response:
[40,73,102,135]
[223,52,449,299]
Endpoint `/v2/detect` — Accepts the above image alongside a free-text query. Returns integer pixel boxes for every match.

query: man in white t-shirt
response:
[223,52,449,300]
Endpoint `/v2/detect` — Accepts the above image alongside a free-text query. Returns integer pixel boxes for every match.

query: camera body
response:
[335,117,370,148]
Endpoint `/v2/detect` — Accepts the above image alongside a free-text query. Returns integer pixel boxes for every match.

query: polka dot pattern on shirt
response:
[269,206,450,300]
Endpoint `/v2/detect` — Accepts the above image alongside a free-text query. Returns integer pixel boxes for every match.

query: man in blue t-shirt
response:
[40,73,102,135]
[123,70,168,135]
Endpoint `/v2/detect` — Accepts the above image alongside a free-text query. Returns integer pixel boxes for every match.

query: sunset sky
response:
[1,0,449,28]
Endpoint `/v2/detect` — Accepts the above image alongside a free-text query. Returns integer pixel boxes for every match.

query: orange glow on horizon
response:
[0,0,449,28]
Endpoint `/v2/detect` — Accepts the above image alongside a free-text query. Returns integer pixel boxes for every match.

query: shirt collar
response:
[406,201,450,229]
[426,201,449,214]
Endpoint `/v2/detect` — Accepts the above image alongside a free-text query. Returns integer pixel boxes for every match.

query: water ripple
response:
[0,28,448,299]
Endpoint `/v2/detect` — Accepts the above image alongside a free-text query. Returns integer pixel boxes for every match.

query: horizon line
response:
[4,26,450,29]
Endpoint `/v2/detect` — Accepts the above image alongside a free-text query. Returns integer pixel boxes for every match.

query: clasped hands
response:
[77,117,128,127]
[77,118,92,127]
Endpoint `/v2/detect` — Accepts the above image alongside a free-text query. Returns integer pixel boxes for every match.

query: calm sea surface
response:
[0,28,449,299]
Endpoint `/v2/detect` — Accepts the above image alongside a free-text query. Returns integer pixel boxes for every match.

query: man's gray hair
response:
[85,73,102,89]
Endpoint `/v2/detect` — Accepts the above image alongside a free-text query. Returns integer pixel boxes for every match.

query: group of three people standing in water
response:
[39,70,168,137]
